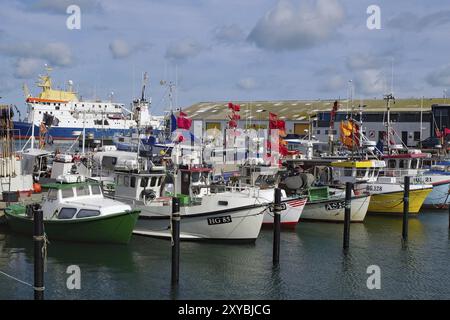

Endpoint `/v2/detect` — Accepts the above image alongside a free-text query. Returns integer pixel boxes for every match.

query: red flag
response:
[276,120,285,130]
[179,111,188,117]
[177,116,192,130]
[269,112,277,121]
[228,120,237,128]
[229,113,241,120]
[445,128,450,136]
[228,103,240,112]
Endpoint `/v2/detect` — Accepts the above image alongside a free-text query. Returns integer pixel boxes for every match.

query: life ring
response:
[141,189,156,205]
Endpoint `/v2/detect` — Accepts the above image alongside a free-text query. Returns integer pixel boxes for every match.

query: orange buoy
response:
[33,183,42,193]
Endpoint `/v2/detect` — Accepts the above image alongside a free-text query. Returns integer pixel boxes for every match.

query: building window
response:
[414,131,420,141]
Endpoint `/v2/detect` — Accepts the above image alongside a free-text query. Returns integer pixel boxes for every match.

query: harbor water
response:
[1,209,450,299]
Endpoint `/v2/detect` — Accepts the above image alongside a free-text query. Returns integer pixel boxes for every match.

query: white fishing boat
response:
[112,164,269,241]
[238,163,307,228]
[299,186,370,222]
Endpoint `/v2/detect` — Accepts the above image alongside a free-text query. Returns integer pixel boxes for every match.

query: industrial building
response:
[183,98,450,147]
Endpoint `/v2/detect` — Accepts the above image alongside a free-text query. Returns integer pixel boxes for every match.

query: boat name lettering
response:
[325,201,346,211]
[366,185,383,192]
[207,215,232,225]
[269,203,287,212]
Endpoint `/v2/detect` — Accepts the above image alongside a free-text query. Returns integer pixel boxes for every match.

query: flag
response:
[444,128,450,136]
[228,103,240,112]
[179,111,188,117]
[229,113,241,120]
[170,113,177,132]
[177,116,192,130]
[228,120,237,128]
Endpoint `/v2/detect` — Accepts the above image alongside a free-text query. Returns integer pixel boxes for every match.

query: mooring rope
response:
[0,269,33,288]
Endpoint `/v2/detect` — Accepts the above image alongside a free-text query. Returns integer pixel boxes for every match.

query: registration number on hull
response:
[325,201,345,210]
[207,215,232,225]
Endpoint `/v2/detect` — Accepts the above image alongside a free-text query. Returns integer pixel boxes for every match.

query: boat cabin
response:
[177,166,212,197]
[382,150,431,176]
[41,179,106,220]
[331,160,386,184]
[114,171,166,203]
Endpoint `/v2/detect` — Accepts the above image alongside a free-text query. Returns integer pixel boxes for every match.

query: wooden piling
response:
[402,176,410,241]
[33,204,44,300]
[343,182,352,250]
[171,197,181,286]
[273,188,282,266]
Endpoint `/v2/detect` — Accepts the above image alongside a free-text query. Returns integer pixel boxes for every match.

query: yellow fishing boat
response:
[331,160,432,214]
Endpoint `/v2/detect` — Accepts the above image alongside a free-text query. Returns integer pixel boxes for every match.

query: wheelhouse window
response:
[411,159,418,169]
[388,159,396,168]
[91,185,101,195]
[140,177,149,188]
[150,177,157,187]
[61,188,74,198]
[76,185,90,196]
[58,208,77,219]
[76,209,101,218]
[124,176,130,187]
[47,189,58,200]
[356,169,366,178]
[399,160,405,169]
[130,177,136,188]
[344,168,353,177]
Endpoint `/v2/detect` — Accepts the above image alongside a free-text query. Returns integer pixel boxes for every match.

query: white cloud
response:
[0,42,73,67]
[26,0,103,14]
[109,39,131,59]
[426,64,450,87]
[387,10,450,32]
[346,53,386,71]
[165,39,203,62]
[214,24,245,44]
[247,0,344,51]
[14,58,43,79]
[236,77,259,90]
[108,39,152,59]
[320,74,346,92]
[354,69,385,96]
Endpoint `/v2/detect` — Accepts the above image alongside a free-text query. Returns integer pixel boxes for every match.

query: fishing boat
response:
[299,186,370,222]
[330,160,433,214]
[4,175,140,244]
[110,161,269,242]
[381,151,450,209]
[0,105,34,196]
[238,162,307,228]
[422,161,450,208]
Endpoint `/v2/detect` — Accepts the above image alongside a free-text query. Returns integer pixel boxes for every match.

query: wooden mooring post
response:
[33,204,44,300]
[273,188,282,266]
[402,176,410,242]
[171,197,181,286]
[343,182,352,250]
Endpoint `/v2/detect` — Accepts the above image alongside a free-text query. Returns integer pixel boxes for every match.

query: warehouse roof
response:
[183,98,447,121]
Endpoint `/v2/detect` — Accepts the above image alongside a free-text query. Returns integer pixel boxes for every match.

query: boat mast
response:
[82,109,86,155]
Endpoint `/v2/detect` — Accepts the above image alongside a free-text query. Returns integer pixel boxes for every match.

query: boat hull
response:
[5,209,140,244]
[262,197,307,228]
[423,182,450,208]
[300,194,370,222]
[13,121,132,140]
[368,188,432,214]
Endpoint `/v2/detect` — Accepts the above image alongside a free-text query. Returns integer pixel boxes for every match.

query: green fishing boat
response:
[5,175,140,244]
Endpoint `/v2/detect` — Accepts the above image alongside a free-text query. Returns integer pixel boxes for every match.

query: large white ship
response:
[13,67,163,141]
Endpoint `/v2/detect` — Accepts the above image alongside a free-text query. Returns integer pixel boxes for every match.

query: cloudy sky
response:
[1,0,450,115]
